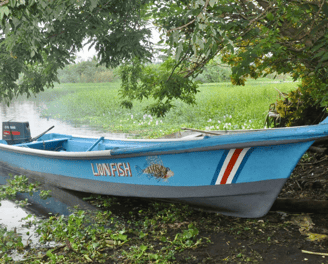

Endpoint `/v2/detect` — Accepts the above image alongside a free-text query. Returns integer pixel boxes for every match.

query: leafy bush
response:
[194,58,231,83]
[272,76,328,127]
[57,57,118,83]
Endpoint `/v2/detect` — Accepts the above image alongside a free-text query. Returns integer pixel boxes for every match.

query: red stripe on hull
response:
[220,149,243,184]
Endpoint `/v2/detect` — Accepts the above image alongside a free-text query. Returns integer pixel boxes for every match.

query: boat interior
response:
[12,133,176,152]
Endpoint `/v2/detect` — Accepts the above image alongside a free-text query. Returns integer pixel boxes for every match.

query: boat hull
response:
[0,160,286,218]
[2,119,328,218]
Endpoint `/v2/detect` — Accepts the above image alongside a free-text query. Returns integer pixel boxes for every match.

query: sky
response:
[76,43,96,61]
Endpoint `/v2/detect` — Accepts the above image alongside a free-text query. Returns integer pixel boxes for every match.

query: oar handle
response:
[30,126,55,142]
[87,137,104,151]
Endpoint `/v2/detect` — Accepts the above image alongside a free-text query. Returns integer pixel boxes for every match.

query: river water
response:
[0,98,131,139]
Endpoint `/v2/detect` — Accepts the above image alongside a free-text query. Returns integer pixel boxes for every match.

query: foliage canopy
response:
[0,0,152,103]
[1,0,328,120]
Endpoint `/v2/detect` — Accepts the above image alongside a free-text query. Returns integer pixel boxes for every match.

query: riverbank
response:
[36,79,297,138]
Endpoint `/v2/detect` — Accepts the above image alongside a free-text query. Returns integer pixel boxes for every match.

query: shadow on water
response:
[0,166,99,217]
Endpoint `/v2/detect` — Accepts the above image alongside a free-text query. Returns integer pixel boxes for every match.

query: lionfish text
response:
[91,163,132,177]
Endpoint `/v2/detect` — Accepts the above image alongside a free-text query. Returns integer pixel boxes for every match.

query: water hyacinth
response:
[39,79,296,138]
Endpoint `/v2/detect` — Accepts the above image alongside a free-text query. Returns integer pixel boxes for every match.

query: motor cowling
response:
[2,122,31,145]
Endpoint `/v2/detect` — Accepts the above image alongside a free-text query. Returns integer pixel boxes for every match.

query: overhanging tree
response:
[0,0,152,103]
[149,0,328,122]
[1,0,328,123]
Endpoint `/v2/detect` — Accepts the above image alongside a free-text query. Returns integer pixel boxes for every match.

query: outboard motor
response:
[2,121,31,145]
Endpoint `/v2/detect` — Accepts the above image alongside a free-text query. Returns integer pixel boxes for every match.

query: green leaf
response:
[175,43,183,60]
[320,52,328,62]
[89,0,98,11]
[46,249,54,257]
[312,42,326,52]
[0,6,10,19]
[267,12,274,21]
[92,242,99,249]
[313,50,325,59]
[140,244,148,251]
[209,0,217,8]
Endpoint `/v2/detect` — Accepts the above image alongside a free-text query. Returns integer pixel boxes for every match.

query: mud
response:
[175,151,328,263]
[97,151,328,264]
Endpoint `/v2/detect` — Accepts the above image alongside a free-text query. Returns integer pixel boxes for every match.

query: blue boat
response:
[1,119,328,218]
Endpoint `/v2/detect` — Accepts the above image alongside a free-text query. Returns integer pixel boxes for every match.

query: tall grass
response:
[38,79,298,137]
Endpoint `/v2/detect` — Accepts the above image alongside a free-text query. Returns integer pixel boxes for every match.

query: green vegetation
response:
[1,180,322,264]
[0,175,46,207]
[56,58,119,84]
[0,182,293,264]
[193,58,231,83]
[2,1,327,120]
[37,79,297,138]
[0,177,210,263]
[56,56,230,85]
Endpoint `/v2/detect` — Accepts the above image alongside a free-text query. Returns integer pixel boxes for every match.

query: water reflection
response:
[0,99,131,138]
[0,200,41,253]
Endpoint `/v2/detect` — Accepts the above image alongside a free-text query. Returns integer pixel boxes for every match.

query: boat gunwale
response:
[0,134,326,160]
[57,133,206,142]
[1,122,328,159]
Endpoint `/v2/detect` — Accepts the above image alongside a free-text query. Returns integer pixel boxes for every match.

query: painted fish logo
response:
[135,156,174,182]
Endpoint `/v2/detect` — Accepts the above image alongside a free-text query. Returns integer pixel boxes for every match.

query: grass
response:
[34,78,298,138]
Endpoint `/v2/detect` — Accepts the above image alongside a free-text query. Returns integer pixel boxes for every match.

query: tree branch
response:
[238,3,274,39]
[166,46,191,82]
[167,0,210,33]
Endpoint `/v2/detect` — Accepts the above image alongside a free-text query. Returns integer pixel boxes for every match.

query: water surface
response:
[0,98,130,138]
